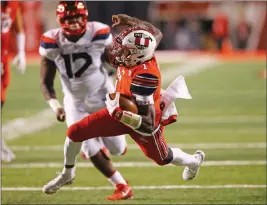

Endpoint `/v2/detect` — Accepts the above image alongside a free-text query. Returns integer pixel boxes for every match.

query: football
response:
[109,93,138,114]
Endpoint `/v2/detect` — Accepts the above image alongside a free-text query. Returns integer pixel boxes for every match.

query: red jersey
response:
[212,14,229,39]
[1,1,19,62]
[115,56,162,126]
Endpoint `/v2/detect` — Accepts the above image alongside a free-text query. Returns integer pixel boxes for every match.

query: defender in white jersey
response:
[39,1,133,200]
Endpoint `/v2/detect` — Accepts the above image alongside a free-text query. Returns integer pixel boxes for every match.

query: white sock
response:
[170,148,198,167]
[62,166,76,177]
[108,171,127,186]
[64,137,82,166]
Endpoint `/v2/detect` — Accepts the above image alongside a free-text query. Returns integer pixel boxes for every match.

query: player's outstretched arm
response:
[40,57,65,122]
[12,5,26,74]
[40,57,57,100]
[112,14,163,48]
[14,5,24,34]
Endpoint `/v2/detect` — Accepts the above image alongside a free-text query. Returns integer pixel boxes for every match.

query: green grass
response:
[2,65,63,123]
[175,61,266,116]
[2,188,265,204]
[1,59,266,204]
[4,147,266,163]
[2,166,266,186]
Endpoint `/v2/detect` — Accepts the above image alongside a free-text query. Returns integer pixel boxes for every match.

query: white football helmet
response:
[109,26,157,68]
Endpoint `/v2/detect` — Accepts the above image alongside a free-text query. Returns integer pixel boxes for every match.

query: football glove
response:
[12,33,26,74]
[105,92,120,116]
[12,52,26,74]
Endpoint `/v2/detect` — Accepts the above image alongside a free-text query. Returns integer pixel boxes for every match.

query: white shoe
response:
[1,145,16,162]
[42,172,75,194]
[182,150,205,181]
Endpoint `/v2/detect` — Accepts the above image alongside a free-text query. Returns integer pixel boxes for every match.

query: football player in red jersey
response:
[1,1,26,108]
[1,1,26,162]
[43,14,205,198]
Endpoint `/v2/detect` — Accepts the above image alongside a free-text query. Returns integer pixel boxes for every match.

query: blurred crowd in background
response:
[9,1,267,54]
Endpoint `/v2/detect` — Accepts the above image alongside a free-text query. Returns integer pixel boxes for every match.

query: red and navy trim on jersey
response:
[40,36,59,49]
[152,126,168,160]
[130,73,158,96]
[92,27,110,42]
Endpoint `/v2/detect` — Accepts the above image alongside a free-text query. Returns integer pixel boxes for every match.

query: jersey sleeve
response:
[130,73,159,105]
[39,29,60,61]
[91,22,112,46]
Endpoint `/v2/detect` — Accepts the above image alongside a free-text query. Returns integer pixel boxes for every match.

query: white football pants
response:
[63,81,127,158]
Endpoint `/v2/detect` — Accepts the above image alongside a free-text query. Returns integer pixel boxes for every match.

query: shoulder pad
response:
[39,29,60,61]
[91,21,111,42]
[40,29,60,49]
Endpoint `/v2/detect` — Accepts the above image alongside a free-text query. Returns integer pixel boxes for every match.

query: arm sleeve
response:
[130,73,159,105]
[91,24,112,46]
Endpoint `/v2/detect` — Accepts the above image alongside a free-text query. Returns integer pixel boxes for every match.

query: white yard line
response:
[165,128,265,135]
[129,142,266,150]
[155,51,188,63]
[2,55,219,142]
[2,109,57,141]
[178,116,265,124]
[192,90,266,96]
[9,142,266,152]
[161,56,220,85]
[2,160,266,169]
[2,184,266,191]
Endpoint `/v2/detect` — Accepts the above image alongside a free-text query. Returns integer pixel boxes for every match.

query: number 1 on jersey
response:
[143,64,147,70]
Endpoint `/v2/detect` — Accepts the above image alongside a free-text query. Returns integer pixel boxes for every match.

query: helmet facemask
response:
[109,41,141,68]
[109,27,156,68]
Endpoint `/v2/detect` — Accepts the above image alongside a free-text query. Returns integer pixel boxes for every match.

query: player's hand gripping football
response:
[12,52,26,74]
[112,14,138,28]
[56,107,66,122]
[105,93,121,117]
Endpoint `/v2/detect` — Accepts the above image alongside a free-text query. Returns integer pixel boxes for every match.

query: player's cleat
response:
[1,139,16,162]
[182,150,205,181]
[42,172,75,195]
[106,182,133,200]
[1,149,16,162]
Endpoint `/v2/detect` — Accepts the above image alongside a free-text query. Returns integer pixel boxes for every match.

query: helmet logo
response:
[57,4,65,12]
[134,33,152,50]
[77,2,84,9]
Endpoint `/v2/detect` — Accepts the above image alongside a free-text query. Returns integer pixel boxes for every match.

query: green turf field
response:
[1,57,266,204]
